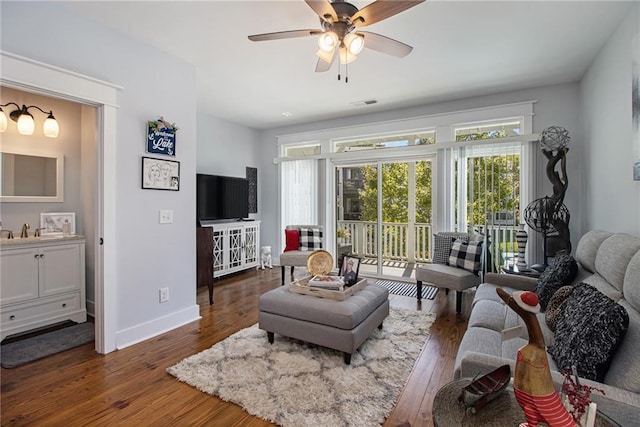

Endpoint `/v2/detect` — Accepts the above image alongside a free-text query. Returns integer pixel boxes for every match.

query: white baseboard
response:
[115,305,201,350]
[86,299,95,317]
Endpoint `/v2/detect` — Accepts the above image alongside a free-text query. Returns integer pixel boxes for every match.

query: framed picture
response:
[340,255,361,286]
[40,212,76,236]
[142,157,180,191]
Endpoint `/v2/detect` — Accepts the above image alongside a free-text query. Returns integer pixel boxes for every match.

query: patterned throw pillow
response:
[535,250,579,310]
[284,229,299,252]
[298,227,323,251]
[545,286,574,331]
[448,239,483,275]
[432,232,475,265]
[547,283,629,382]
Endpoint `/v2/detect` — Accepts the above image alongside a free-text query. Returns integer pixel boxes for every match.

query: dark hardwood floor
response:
[1,268,471,426]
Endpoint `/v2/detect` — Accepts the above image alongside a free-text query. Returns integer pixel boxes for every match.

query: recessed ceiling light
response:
[282,112,294,117]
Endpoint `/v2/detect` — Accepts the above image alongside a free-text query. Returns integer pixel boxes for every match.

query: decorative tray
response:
[306,250,334,276]
[289,276,368,301]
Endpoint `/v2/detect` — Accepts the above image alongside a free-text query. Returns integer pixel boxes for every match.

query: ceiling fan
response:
[248,0,425,75]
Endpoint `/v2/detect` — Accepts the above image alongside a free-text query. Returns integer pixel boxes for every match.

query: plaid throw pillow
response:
[432,232,476,264]
[298,227,323,251]
[448,239,483,275]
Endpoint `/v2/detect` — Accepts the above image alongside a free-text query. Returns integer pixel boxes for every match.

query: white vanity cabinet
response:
[0,237,87,340]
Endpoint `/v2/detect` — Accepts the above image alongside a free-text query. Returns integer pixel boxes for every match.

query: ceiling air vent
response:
[350,99,378,107]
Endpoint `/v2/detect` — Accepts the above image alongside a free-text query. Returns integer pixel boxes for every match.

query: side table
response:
[433,378,621,426]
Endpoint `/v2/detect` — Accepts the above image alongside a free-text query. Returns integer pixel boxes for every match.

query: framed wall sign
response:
[40,212,76,236]
[142,157,180,191]
[147,118,177,156]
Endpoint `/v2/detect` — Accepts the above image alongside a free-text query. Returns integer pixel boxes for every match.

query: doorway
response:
[2,52,120,353]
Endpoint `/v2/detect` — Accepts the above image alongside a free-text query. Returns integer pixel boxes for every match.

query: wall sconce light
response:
[0,102,59,138]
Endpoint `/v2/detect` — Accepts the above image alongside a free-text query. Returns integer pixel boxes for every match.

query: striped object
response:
[374,280,438,300]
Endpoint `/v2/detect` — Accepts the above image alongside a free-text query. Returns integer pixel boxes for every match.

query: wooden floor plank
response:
[1,269,469,427]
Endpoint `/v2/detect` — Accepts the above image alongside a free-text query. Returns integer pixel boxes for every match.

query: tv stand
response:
[199,220,261,284]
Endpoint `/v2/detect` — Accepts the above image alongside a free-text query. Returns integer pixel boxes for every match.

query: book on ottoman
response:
[308,275,345,291]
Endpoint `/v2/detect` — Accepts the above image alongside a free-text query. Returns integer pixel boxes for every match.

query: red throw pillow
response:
[284,229,299,252]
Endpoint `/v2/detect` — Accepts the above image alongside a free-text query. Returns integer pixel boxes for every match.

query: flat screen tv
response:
[197,173,249,221]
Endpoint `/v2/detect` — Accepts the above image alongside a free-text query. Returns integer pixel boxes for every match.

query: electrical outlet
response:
[159,210,173,224]
[159,287,169,303]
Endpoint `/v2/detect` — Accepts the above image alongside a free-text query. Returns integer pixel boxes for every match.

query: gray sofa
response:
[454,230,640,417]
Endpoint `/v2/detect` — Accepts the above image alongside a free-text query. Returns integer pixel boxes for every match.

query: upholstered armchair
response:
[415,232,484,313]
[279,225,324,285]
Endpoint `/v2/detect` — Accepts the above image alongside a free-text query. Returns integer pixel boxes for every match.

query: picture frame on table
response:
[40,212,76,236]
[340,255,361,287]
[141,156,180,191]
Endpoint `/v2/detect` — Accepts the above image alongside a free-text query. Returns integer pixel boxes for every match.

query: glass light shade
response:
[0,109,7,132]
[16,113,35,135]
[339,47,357,64]
[43,117,59,138]
[318,31,338,52]
[344,33,364,55]
[316,48,335,63]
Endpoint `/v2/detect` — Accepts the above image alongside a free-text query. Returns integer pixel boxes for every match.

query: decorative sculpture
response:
[515,224,528,270]
[524,126,572,266]
[458,364,511,414]
[496,288,575,427]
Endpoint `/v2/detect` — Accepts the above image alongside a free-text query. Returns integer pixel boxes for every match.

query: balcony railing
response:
[337,220,519,270]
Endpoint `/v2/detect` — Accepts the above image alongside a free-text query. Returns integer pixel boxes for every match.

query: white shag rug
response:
[167,307,434,427]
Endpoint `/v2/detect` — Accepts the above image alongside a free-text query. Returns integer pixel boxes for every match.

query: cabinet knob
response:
[9,315,15,320]
[62,303,67,308]
[40,254,44,258]
[34,254,39,258]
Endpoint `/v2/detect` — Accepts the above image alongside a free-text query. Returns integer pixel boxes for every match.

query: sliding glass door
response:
[335,158,432,280]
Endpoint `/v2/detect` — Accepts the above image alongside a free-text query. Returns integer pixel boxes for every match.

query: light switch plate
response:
[159,210,173,224]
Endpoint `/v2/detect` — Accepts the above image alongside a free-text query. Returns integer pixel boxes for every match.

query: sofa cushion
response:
[284,229,299,252]
[534,251,578,310]
[605,299,640,392]
[623,251,640,312]
[594,234,640,294]
[298,227,323,251]
[449,239,483,274]
[575,230,612,273]
[545,285,574,331]
[547,283,629,382]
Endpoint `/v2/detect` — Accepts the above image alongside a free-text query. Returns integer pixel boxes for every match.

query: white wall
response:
[580,2,640,235]
[258,83,583,262]
[2,2,199,348]
[196,114,261,222]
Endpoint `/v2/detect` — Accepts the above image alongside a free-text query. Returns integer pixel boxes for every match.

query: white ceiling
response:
[64,1,630,130]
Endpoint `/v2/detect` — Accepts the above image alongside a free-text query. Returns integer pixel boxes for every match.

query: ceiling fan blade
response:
[351,0,425,28]
[248,29,321,42]
[315,48,336,72]
[360,31,413,57]
[305,0,338,23]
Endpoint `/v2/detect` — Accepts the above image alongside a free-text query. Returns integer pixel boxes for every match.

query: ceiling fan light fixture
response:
[318,31,338,52]
[338,47,357,65]
[344,33,364,55]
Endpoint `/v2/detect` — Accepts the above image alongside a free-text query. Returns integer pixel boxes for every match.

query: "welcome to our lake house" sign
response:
[147,118,178,156]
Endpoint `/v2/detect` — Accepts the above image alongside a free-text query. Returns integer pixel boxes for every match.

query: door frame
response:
[1,51,121,353]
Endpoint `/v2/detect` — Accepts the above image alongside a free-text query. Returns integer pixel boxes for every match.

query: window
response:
[451,120,525,272]
[335,131,435,153]
[280,159,318,226]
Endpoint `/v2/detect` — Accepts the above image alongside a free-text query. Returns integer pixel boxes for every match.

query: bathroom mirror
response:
[0,147,64,202]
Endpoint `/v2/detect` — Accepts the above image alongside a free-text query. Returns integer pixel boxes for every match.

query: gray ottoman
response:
[258,284,389,364]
